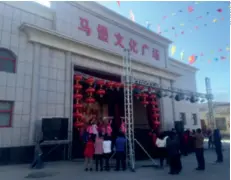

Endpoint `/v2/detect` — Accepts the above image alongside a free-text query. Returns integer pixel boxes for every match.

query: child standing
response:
[84,135,95,171]
[103,134,112,171]
[94,133,104,171]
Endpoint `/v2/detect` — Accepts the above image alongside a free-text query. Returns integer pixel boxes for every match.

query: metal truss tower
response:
[122,49,135,171]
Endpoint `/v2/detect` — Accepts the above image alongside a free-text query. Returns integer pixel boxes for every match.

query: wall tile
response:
[48,79,57,92]
[23,88,31,102]
[24,75,32,89]
[12,114,21,128]
[57,80,65,93]
[17,62,25,74]
[56,92,65,104]
[48,91,56,104]
[6,86,16,101]
[47,104,56,116]
[48,68,57,80]
[3,5,13,19]
[38,90,48,103]
[12,8,21,22]
[1,31,11,47]
[24,63,33,75]
[2,16,11,32]
[6,73,16,87]
[21,115,30,127]
[0,15,3,30]
[0,71,7,86]
[16,73,24,87]
[11,127,21,146]
[0,86,6,99]
[22,102,30,115]
[56,69,65,81]
[10,34,19,48]
[20,127,29,146]
[38,103,47,117]
[39,78,48,90]
[40,66,49,78]
[56,104,64,117]
[14,101,23,115]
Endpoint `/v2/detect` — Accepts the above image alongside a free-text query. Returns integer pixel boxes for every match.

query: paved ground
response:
[0,143,229,180]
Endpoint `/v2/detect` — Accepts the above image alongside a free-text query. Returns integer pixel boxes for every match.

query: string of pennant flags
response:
[116,1,230,65]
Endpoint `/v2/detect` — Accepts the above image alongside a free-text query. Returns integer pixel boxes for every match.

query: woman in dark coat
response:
[166,132,182,175]
[213,129,223,163]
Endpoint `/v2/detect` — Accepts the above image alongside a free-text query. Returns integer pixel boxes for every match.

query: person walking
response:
[156,132,168,168]
[115,132,126,171]
[213,129,223,163]
[31,139,44,169]
[166,132,182,175]
[103,134,112,171]
[193,128,205,171]
[94,133,104,171]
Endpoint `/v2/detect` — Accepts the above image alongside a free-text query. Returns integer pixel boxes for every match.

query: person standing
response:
[166,132,182,175]
[213,129,223,163]
[84,135,95,171]
[94,133,104,171]
[156,132,168,168]
[194,128,205,170]
[103,134,112,171]
[115,132,126,171]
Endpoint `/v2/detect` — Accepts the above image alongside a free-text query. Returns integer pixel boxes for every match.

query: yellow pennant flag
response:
[213,18,217,23]
[180,23,184,26]
[171,45,176,56]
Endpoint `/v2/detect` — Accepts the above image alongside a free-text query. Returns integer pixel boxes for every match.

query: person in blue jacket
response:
[115,132,126,171]
[213,129,223,163]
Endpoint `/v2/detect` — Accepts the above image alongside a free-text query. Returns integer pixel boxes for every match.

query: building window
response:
[192,113,198,125]
[0,101,13,127]
[0,48,16,73]
[215,117,227,131]
[180,112,186,125]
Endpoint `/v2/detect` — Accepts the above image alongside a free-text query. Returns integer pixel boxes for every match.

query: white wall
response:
[0,2,53,147]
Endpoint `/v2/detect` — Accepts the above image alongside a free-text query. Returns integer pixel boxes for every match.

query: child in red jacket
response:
[84,135,95,171]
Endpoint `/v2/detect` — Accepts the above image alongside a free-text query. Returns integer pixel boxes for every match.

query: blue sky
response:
[98,1,230,102]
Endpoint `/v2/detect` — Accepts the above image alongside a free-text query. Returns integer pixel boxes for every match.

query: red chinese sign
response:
[78,17,161,61]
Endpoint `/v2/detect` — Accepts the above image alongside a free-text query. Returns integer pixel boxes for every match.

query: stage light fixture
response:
[175,93,184,101]
[200,99,205,103]
[156,90,162,98]
[163,91,169,97]
[169,93,174,98]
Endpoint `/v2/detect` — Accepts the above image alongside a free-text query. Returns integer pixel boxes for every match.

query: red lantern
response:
[134,94,140,100]
[86,77,95,86]
[152,108,159,112]
[74,94,83,100]
[152,114,160,118]
[137,85,144,91]
[150,101,158,107]
[96,80,105,88]
[153,120,160,128]
[86,97,95,104]
[74,84,83,90]
[86,87,95,97]
[73,112,83,119]
[74,75,82,81]
[114,82,122,91]
[141,101,149,107]
[97,89,106,98]
[141,93,148,101]
[74,121,84,128]
[149,94,156,99]
[74,104,83,109]
[107,81,115,90]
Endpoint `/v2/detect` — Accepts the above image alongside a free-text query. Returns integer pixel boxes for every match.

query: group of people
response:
[154,128,224,175]
[84,132,126,171]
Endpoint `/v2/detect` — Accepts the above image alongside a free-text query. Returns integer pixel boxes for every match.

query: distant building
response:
[199,102,230,136]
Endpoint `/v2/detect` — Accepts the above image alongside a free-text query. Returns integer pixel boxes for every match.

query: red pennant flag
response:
[117,1,120,7]
[188,6,194,13]
[221,56,226,60]
[217,8,222,13]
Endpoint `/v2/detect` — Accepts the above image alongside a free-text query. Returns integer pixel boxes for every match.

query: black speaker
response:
[174,121,184,133]
[42,118,68,141]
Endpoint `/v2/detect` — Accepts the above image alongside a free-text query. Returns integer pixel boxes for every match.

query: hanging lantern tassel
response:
[74,75,82,83]
[86,87,95,97]
[97,89,105,98]
[107,81,115,90]
[141,100,149,108]
[114,82,122,91]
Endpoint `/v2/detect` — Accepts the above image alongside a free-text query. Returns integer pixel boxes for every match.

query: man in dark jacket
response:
[31,139,44,169]
[115,132,126,171]
[166,132,182,175]
[193,128,205,170]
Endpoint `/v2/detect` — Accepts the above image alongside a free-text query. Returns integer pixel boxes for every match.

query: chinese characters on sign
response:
[78,17,160,61]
